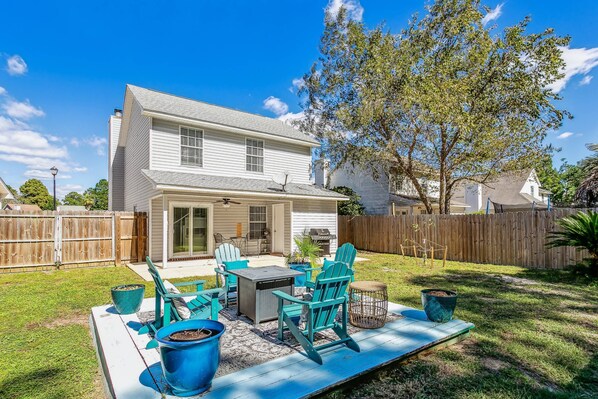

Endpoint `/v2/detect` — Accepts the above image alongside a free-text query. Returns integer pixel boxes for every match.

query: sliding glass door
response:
[172,205,209,257]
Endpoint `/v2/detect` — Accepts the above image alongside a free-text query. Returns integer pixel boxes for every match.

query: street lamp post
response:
[50,166,58,210]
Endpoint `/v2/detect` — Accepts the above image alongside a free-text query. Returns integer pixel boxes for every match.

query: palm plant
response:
[575,143,598,206]
[286,234,321,265]
[547,210,598,274]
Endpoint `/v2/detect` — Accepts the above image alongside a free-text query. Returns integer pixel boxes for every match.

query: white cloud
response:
[6,55,28,76]
[289,78,305,93]
[74,166,88,172]
[56,183,84,199]
[482,3,504,26]
[278,111,305,124]
[24,169,72,180]
[0,87,6,96]
[0,116,67,158]
[580,75,593,86]
[548,46,598,93]
[263,96,289,116]
[70,137,80,147]
[326,0,364,22]
[557,132,574,139]
[2,100,44,119]
[86,135,107,156]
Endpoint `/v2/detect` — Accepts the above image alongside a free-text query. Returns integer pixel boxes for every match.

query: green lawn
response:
[0,254,596,399]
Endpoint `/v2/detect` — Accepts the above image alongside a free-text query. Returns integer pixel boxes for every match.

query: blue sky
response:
[1,0,597,198]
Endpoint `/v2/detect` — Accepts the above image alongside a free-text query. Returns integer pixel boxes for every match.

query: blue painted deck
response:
[91,298,474,399]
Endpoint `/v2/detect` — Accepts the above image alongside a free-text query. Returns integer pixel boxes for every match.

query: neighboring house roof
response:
[122,85,319,147]
[3,204,41,211]
[481,169,543,206]
[0,177,15,201]
[142,169,348,201]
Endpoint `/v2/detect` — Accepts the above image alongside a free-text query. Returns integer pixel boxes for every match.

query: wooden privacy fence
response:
[0,211,147,272]
[338,209,596,269]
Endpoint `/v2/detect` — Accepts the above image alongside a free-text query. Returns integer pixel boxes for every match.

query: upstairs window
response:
[180,126,203,167]
[530,185,535,197]
[249,206,267,239]
[246,138,264,173]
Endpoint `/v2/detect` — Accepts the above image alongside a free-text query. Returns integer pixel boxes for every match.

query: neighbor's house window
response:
[249,206,267,239]
[530,185,535,197]
[246,138,264,173]
[180,126,203,166]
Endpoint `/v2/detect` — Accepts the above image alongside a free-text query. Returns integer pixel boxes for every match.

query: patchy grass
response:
[0,254,596,399]
[324,252,598,399]
[0,266,218,399]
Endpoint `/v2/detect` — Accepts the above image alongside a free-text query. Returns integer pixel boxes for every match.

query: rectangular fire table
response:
[228,266,303,325]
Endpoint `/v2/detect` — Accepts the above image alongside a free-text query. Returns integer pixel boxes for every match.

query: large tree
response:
[537,154,584,206]
[19,179,54,210]
[63,191,85,206]
[300,0,569,213]
[84,179,108,210]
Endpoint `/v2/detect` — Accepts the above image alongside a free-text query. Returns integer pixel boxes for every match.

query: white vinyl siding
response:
[150,119,312,183]
[291,199,337,254]
[123,99,155,212]
[329,164,391,215]
[180,126,203,167]
[150,197,163,260]
[246,139,264,173]
[108,115,124,211]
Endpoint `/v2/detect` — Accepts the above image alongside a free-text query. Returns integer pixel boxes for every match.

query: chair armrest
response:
[214,268,229,276]
[303,267,322,272]
[272,290,310,305]
[164,288,223,299]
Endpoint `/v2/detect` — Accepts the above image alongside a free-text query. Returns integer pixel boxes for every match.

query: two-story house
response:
[327,163,469,215]
[452,168,551,213]
[109,85,346,267]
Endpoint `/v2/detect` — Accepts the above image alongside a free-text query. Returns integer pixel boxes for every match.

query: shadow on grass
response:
[0,368,69,399]
[322,268,597,399]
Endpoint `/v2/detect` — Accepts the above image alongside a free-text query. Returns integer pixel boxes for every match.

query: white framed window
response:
[246,138,264,173]
[180,126,203,167]
[249,205,267,239]
[530,185,535,197]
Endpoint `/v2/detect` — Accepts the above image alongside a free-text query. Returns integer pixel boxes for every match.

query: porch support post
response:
[162,195,168,268]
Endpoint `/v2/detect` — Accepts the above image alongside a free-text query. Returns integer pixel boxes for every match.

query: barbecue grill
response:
[309,228,337,256]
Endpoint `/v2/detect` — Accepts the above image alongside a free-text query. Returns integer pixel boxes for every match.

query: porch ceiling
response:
[142,169,347,200]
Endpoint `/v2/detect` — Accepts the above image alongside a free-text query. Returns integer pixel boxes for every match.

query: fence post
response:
[136,213,144,262]
[53,214,62,267]
[114,213,122,266]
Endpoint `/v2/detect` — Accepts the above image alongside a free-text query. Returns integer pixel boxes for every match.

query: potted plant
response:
[286,234,321,287]
[420,289,458,323]
[110,284,145,315]
[156,319,226,396]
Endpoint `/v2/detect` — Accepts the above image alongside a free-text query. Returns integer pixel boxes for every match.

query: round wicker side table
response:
[349,281,388,329]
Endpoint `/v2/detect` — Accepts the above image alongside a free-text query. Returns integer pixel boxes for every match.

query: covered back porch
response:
[149,192,293,268]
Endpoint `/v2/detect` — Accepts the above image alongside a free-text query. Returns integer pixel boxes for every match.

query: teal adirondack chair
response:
[305,242,358,290]
[272,262,360,364]
[214,243,248,307]
[139,257,223,349]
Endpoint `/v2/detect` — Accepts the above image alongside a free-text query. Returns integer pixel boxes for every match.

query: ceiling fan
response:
[214,198,241,208]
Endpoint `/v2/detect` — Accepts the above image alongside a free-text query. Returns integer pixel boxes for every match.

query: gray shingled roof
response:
[142,169,347,200]
[127,85,319,145]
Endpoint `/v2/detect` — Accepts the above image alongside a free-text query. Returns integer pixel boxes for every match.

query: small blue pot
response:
[110,284,145,314]
[289,262,311,287]
[156,319,226,397]
[421,289,458,323]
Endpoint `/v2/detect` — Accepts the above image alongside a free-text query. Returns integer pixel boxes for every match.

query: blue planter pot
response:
[156,319,226,397]
[110,284,145,315]
[289,262,311,287]
[421,289,458,323]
